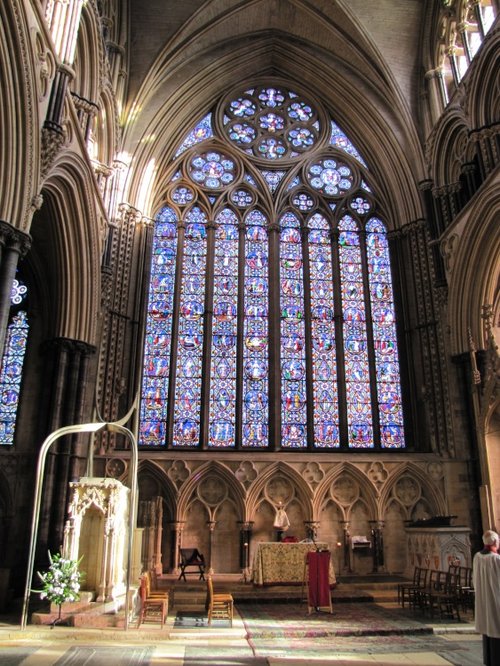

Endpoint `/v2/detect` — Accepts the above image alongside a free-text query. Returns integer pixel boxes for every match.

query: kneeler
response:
[305,550,333,614]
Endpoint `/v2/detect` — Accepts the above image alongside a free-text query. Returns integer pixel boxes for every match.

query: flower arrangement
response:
[36,551,83,608]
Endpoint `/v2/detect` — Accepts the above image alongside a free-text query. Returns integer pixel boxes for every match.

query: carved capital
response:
[0,220,32,256]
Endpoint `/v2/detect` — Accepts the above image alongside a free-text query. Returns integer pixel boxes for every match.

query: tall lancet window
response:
[140,83,406,450]
[0,277,29,446]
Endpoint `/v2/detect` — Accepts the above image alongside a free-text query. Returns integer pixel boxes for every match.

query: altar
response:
[251,541,336,586]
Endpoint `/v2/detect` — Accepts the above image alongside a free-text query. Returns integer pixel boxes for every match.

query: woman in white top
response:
[473,530,500,666]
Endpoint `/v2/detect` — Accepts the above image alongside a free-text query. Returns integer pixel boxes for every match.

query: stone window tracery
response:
[139,83,406,450]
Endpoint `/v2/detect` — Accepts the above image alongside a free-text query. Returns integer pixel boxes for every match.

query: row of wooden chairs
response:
[136,570,233,628]
[397,565,474,621]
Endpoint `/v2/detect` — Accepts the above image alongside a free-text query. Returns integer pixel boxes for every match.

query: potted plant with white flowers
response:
[36,552,83,627]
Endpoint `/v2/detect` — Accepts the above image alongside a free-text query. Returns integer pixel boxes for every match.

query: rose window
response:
[222,85,322,161]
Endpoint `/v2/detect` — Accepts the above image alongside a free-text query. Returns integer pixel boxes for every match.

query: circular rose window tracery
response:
[219,85,323,162]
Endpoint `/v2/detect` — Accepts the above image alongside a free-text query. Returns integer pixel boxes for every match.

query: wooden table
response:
[251,541,336,586]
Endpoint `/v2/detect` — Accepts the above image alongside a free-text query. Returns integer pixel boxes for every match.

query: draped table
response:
[251,541,336,586]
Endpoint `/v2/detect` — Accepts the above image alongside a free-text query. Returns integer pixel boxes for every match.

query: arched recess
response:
[137,459,177,573]
[446,181,500,354]
[177,461,246,573]
[246,463,313,548]
[32,154,103,344]
[428,111,471,187]
[123,10,425,230]
[380,462,447,519]
[71,1,101,104]
[315,463,378,520]
[466,29,500,127]
[0,1,38,231]
[380,463,447,574]
[314,464,378,574]
[95,85,119,168]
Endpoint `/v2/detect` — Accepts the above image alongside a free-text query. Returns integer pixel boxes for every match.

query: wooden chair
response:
[397,566,428,608]
[178,548,206,581]
[412,568,441,612]
[435,570,461,620]
[137,574,169,628]
[143,570,169,598]
[458,566,474,614]
[421,570,461,621]
[206,575,233,626]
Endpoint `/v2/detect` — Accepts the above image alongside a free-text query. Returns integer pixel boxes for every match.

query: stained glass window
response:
[173,206,207,447]
[339,215,374,448]
[308,213,339,448]
[140,83,405,450]
[139,206,178,446]
[242,210,269,448]
[0,278,29,446]
[366,218,405,448]
[209,209,239,447]
[280,212,307,448]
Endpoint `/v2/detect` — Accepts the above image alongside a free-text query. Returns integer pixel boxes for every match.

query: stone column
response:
[471,0,486,39]
[447,46,460,87]
[171,521,185,575]
[424,69,446,125]
[369,520,385,572]
[340,521,351,573]
[0,221,32,354]
[38,338,96,553]
[207,520,216,575]
[238,521,254,582]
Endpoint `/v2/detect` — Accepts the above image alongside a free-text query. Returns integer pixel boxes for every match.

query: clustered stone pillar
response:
[238,521,254,582]
[38,338,96,554]
[138,496,163,575]
[0,221,32,355]
[369,520,385,573]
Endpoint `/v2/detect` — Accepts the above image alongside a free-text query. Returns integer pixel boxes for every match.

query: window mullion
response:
[359,226,381,449]
[267,221,281,451]
[200,220,216,450]
[330,226,348,449]
[235,220,246,449]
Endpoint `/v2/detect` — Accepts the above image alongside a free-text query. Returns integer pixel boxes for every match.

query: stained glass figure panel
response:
[172,206,207,446]
[140,206,178,446]
[366,218,405,448]
[242,209,269,447]
[209,209,239,447]
[308,213,339,448]
[338,215,374,448]
[0,311,28,446]
[280,212,307,448]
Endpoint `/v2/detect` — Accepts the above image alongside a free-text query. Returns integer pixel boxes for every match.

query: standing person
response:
[473,530,500,666]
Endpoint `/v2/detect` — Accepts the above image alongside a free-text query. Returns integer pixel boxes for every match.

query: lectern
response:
[305,550,333,614]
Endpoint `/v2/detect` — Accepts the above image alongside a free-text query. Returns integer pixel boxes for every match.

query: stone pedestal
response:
[405,526,471,577]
